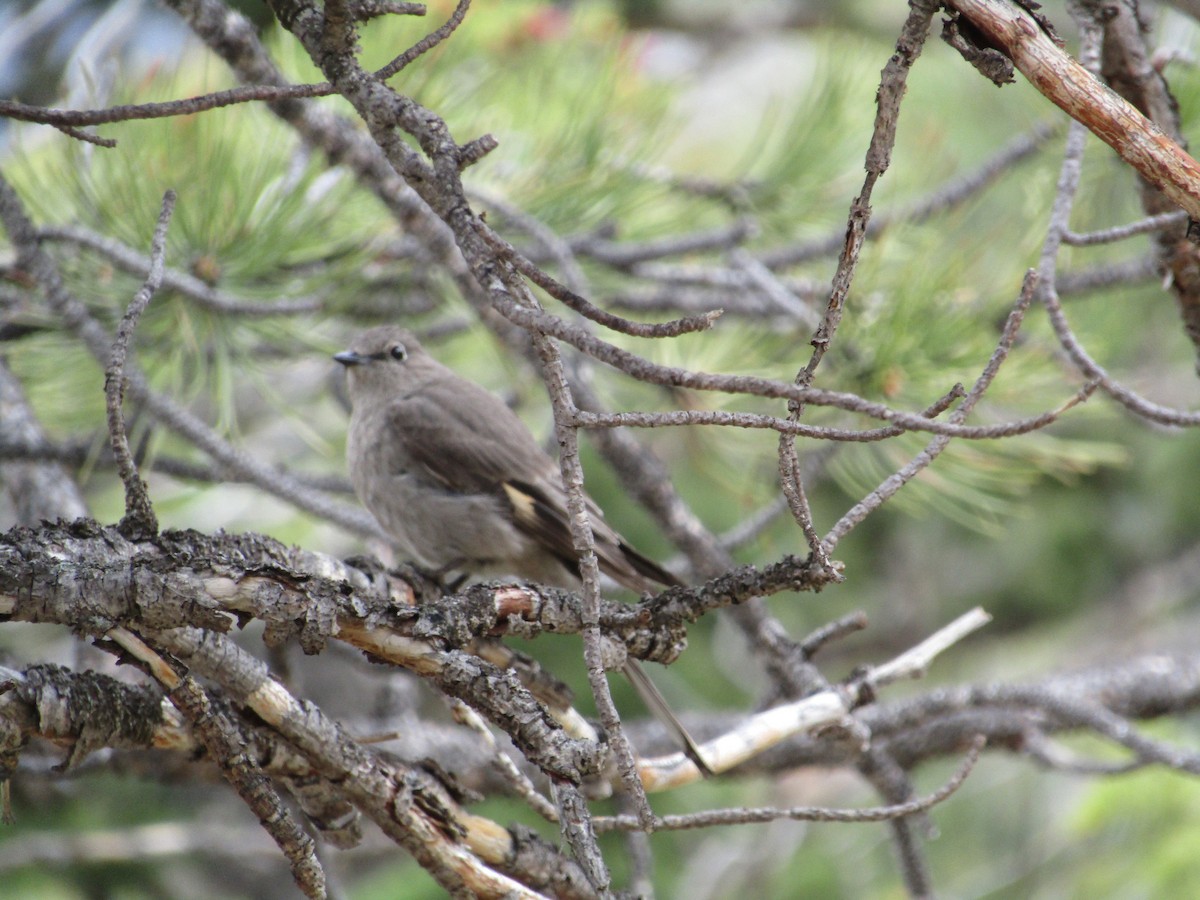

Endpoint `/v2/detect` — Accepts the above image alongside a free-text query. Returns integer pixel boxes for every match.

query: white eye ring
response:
[388,343,408,361]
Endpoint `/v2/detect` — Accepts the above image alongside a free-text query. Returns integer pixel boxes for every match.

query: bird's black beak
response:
[334,350,368,367]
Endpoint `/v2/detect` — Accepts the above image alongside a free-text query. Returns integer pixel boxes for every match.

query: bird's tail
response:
[621,658,713,777]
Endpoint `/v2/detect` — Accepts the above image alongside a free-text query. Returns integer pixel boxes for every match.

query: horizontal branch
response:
[638,608,991,790]
[0,86,335,129]
[597,737,985,832]
[0,520,600,784]
[39,226,324,316]
[0,433,353,494]
[488,294,1100,436]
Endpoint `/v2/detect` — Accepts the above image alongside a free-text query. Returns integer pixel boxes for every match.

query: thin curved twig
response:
[104,190,176,537]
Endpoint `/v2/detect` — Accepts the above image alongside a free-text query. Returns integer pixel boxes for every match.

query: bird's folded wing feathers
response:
[383,391,550,492]
[385,391,681,591]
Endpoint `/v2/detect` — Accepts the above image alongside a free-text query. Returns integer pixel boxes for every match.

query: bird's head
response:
[334,325,433,400]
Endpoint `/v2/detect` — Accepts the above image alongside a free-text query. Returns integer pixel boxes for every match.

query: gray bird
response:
[334,325,710,774]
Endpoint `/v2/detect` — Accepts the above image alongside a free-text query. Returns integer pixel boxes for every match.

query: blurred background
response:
[3,0,1200,897]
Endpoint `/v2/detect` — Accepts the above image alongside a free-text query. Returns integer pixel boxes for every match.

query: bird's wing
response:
[381,388,550,493]
[385,389,680,591]
[622,658,712,776]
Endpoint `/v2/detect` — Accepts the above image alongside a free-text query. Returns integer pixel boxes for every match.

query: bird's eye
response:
[388,343,408,361]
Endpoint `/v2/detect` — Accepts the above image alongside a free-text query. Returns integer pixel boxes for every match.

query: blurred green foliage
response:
[1070,749,1200,899]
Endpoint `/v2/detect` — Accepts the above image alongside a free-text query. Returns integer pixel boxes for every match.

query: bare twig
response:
[804,0,940,379]
[597,736,984,832]
[104,190,175,538]
[372,0,468,82]
[1063,209,1190,246]
[495,294,1094,437]
[1030,20,1200,426]
[39,225,324,316]
[774,0,942,572]
[0,362,89,523]
[571,219,756,268]
[146,624,557,898]
[823,271,1054,551]
[0,433,353,494]
[637,607,990,791]
[0,86,335,131]
[526,323,657,827]
[761,121,1060,268]
[486,228,724,338]
[1057,255,1160,295]
[107,627,326,900]
[472,185,589,292]
[0,173,382,539]
[354,1,426,21]
[449,700,559,823]
[799,611,870,660]
[865,608,993,689]
[551,781,611,896]
[948,0,1200,217]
